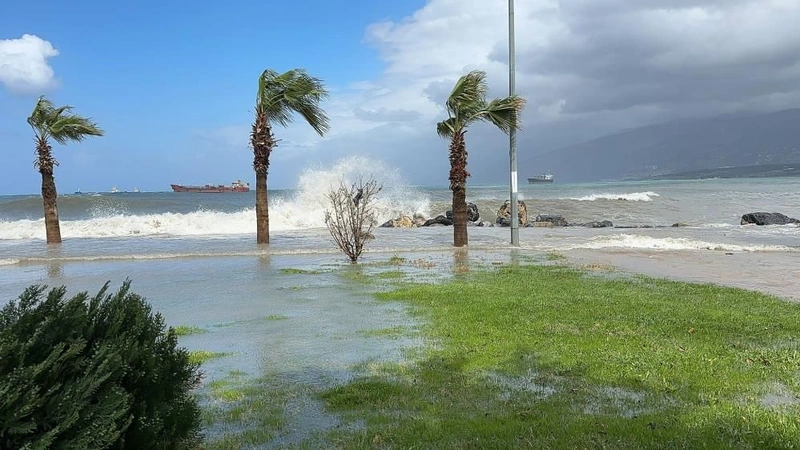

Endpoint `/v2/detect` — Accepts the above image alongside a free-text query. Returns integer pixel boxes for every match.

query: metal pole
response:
[509,0,519,246]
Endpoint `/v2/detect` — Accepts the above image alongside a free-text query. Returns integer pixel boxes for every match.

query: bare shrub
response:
[324,177,383,263]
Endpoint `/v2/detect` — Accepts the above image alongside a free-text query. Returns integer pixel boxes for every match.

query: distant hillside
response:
[526,109,800,182]
[641,163,800,180]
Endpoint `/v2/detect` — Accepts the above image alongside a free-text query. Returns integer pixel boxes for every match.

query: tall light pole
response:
[508,0,519,246]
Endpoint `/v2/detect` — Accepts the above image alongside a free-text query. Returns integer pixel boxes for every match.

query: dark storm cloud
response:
[491,1,800,117]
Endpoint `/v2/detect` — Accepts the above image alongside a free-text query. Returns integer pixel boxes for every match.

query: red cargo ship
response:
[170,180,250,193]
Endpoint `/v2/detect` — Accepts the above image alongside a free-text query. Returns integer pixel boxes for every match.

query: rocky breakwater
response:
[380,203,494,228]
[495,200,528,227]
[741,212,799,226]
[529,213,614,228]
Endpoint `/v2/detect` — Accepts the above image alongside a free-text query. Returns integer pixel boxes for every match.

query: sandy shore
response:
[564,249,800,302]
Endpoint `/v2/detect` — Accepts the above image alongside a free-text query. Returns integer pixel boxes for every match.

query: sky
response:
[2,0,800,195]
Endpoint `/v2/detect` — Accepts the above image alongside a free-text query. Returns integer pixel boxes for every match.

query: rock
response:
[581,220,614,228]
[379,215,415,228]
[476,221,494,227]
[534,214,569,227]
[422,215,453,227]
[671,222,689,227]
[412,213,427,227]
[446,202,480,223]
[741,212,799,226]
[495,200,528,227]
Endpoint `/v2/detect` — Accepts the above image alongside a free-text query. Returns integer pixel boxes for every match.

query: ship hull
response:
[527,179,554,184]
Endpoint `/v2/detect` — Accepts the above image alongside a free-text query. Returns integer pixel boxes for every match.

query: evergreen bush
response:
[0,280,203,449]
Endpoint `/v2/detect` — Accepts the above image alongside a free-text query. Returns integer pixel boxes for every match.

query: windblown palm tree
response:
[437,70,526,247]
[251,69,330,244]
[27,96,103,244]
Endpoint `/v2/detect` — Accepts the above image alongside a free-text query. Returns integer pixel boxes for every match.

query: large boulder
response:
[741,212,799,226]
[495,200,528,227]
[579,220,614,228]
[379,215,416,228]
[534,214,569,227]
[446,202,480,223]
[423,215,453,227]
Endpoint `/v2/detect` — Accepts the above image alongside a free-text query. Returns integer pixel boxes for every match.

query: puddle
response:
[759,383,800,408]
[485,370,558,400]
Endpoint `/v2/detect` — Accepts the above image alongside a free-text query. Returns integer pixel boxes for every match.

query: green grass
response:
[318,264,800,448]
[375,270,405,280]
[172,325,207,336]
[188,350,232,365]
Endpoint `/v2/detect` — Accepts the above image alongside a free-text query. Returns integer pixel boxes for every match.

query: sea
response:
[2,157,798,443]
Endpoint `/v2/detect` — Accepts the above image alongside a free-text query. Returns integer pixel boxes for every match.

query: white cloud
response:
[0,34,60,94]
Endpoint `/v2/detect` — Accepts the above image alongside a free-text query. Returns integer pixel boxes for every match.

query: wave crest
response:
[569,191,661,202]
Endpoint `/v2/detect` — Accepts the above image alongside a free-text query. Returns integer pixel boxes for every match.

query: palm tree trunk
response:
[256,169,269,244]
[40,169,62,244]
[252,111,274,244]
[449,131,469,247]
[452,185,468,247]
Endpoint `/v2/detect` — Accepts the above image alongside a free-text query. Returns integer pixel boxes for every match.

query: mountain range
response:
[523,109,800,182]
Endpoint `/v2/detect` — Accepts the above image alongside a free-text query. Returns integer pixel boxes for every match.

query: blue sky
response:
[0,0,425,194]
[2,0,800,195]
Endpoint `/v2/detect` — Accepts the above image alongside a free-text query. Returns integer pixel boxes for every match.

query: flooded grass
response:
[172,325,207,336]
[279,268,324,275]
[315,263,800,448]
[357,326,410,339]
[188,350,232,365]
[265,314,289,321]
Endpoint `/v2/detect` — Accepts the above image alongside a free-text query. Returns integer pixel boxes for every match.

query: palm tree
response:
[251,69,330,244]
[27,96,104,244]
[437,70,526,247]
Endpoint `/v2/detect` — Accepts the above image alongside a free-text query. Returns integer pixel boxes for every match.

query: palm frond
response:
[50,115,104,144]
[256,69,330,136]
[468,95,527,135]
[27,96,55,131]
[436,118,457,139]
[445,70,488,117]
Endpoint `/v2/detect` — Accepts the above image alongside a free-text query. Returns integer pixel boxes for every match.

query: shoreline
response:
[562,248,800,302]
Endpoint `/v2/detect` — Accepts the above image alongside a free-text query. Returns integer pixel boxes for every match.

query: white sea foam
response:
[0,258,19,266]
[0,156,432,241]
[568,234,794,252]
[269,156,431,230]
[569,192,661,202]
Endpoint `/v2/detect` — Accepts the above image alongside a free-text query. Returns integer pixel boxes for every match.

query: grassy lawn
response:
[318,264,800,448]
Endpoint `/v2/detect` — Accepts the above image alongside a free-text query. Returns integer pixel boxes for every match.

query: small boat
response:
[133,187,141,193]
[170,179,250,193]
[110,186,120,193]
[527,173,554,184]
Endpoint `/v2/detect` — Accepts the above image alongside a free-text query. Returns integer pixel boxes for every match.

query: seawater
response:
[2,156,799,443]
[2,157,798,261]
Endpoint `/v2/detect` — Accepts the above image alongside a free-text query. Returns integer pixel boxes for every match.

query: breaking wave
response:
[567,234,795,252]
[569,192,661,202]
[0,156,431,241]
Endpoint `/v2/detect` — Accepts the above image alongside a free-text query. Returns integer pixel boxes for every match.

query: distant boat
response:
[133,187,141,193]
[74,188,82,195]
[527,173,554,184]
[170,180,250,193]
[110,186,120,193]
